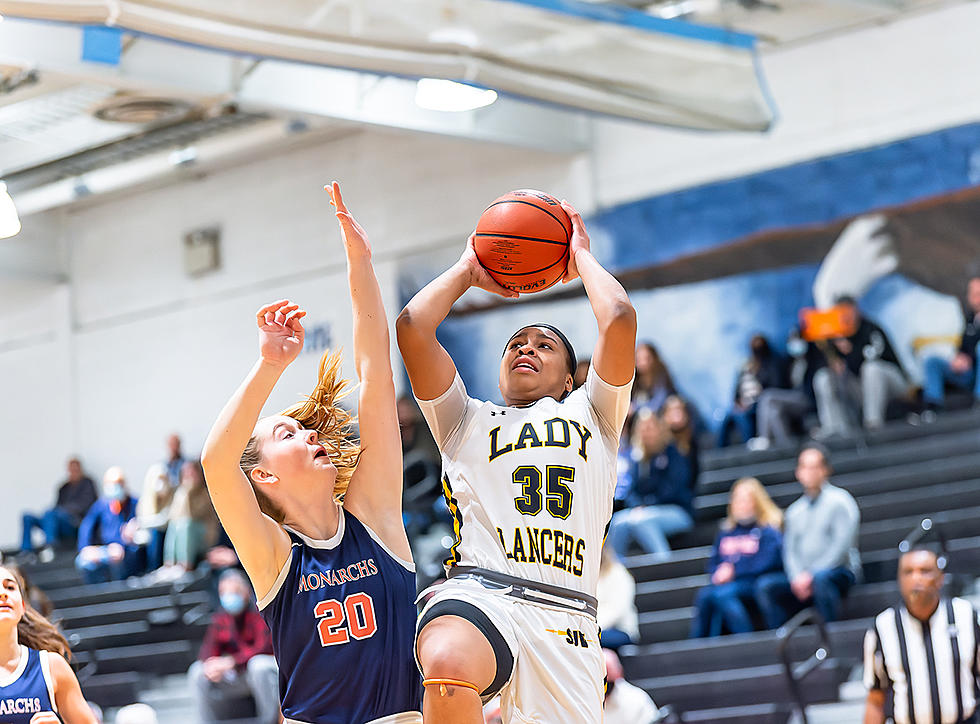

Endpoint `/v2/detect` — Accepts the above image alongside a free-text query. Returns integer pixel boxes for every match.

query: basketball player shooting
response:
[396,200,636,723]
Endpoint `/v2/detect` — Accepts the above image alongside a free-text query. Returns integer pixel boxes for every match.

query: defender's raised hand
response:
[256,299,306,368]
[327,181,371,259]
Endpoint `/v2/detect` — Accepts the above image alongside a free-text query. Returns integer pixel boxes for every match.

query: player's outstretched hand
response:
[560,200,590,283]
[459,233,519,299]
[257,299,306,369]
[327,181,371,260]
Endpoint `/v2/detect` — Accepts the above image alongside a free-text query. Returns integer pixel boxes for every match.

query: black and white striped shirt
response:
[864,597,980,724]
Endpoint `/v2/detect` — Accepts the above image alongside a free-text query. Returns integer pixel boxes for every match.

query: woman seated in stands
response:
[689,477,783,638]
[660,395,700,487]
[630,342,676,417]
[608,409,695,559]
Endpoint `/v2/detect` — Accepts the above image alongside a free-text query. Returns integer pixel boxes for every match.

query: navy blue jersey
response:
[0,647,56,722]
[259,505,421,724]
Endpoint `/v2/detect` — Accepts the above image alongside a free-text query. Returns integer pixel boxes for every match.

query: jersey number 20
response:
[513,465,574,519]
[314,592,377,646]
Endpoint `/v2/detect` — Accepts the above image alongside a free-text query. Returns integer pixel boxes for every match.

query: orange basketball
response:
[474,189,571,294]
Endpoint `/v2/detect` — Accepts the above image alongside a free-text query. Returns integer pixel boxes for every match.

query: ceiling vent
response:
[92,94,199,125]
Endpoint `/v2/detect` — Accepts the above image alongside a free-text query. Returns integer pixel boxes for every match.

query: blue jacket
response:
[77,497,139,549]
[623,444,694,515]
[708,523,783,580]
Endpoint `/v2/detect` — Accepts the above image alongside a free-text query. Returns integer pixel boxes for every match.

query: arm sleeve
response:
[232,615,272,668]
[863,626,887,690]
[585,365,633,441]
[733,528,784,579]
[76,506,99,550]
[198,621,221,661]
[707,532,723,575]
[416,373,470,454]
[806,493,860,573]
[782,512,803,580]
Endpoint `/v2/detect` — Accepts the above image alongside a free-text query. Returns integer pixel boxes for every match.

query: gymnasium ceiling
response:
[0,0,963,221]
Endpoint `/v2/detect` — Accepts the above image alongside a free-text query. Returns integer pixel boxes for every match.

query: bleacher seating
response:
[12,552,211,710]
[8,409,978,721]
[619,408,980,723]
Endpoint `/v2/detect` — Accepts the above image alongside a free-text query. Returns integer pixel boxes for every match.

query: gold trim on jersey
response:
[441,475,464,568]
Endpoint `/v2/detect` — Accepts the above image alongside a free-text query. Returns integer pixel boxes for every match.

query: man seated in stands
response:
[922,275,980,412]
[602,648,660,724]
[74,466,143,584]
[754,444,861,628]
[812,296,908,436]
[608,409,695,559]
[863,547,979,724]
[189,570,279,724]
[20,456,97,559]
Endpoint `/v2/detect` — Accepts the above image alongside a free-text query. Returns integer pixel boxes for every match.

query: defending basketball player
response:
[396,200,636,722]
[0,564,95,724]
[201,183,421,724]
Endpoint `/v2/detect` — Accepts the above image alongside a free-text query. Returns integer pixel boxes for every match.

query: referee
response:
[863,547,979,724]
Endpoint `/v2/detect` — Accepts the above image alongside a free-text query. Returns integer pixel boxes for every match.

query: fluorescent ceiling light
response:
[415,79,497,113]
[0,182,21,239]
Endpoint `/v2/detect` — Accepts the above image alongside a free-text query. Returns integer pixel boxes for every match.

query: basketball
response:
[474,189,572,293]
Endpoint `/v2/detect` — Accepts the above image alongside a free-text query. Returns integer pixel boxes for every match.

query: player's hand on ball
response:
[460,234,519,299]
[559,200,590,283]
[256,300,306,369]
[327,181,371,259]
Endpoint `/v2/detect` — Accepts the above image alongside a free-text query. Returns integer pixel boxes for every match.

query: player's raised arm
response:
[396,234,518,401]
[200,301,300,594]
[326,183,409,557]
[560,201,636,387]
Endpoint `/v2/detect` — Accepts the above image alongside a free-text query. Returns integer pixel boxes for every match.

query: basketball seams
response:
[481,199,571,242]
[482,250,569,277]
[473,232,569,247]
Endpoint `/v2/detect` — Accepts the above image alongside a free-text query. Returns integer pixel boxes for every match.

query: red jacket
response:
[198,609,274,668]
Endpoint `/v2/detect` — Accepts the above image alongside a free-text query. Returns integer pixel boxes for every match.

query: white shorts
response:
[416,577,604,724]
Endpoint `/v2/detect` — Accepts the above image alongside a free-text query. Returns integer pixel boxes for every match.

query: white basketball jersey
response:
[417,367,631,598]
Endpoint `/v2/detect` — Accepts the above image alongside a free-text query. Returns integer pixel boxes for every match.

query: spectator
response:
[753,329,824,448]
[690,478,783,638]
[922,275,980,412]
[597,542,639,650]
[188,570,279,724]
[164,433,186,487]
[661,395,700,488]
[608,409,694,559]
[75,467,143,584]
[717,334,787,447]
[812,296,908,435]
[161,460,216,574]
[136,463,174,571]
[603,649,660,724]
[631,342,676,416]
[754,444,860,628]
[20,457,97,557]
[863,547,978,724]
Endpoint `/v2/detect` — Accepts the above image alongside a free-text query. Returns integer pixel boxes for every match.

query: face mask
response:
[220,593,247,616]
[106,483,126,502]
[787,339,807,357]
